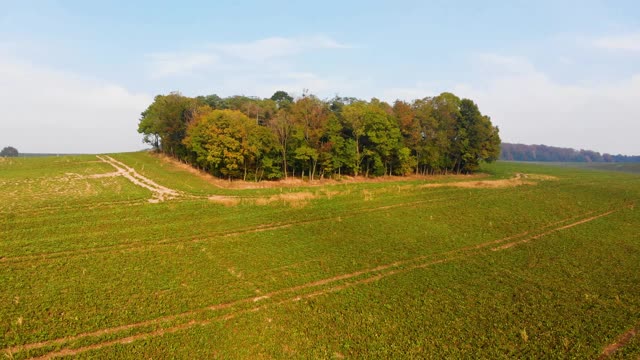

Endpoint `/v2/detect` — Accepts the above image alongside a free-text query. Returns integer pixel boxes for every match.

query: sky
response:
[1,0,639,155]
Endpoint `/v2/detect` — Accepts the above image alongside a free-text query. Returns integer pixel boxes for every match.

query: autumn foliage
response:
[138,91,500,180]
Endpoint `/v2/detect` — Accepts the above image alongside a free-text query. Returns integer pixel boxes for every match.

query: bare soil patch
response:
[598,326,639,359]
[97,155,181,202]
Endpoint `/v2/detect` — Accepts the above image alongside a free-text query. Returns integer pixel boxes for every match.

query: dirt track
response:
[96,155,180,202]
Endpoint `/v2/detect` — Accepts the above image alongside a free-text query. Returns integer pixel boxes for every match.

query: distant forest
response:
[138,91,501,180]
[501,143,640,163]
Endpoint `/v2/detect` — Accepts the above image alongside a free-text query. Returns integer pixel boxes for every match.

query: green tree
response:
[291,95,330,180]
[456,99,501,172]
[183,109,275,180]
[270,90,293,108]
[361,99,402,176]
[137,92,198,157]
[0,146,19,157]
[341,101,368,176]
[393,100,422,173]
[195,94,225,109]
[430,93,462,173]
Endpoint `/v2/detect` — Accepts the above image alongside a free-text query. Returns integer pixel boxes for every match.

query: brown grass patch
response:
[418,173,556,190]
[264,192,316,208]
[208,195,241,206]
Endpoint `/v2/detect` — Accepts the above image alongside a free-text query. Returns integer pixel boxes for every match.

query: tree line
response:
[501,143,640,163]
[138,91,501,180]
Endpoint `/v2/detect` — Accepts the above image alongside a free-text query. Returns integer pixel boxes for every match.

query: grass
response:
[508,160,640,175]
[1,152,639,359]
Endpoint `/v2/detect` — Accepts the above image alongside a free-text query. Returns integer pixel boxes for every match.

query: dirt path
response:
[3,207,623,358]
[598,325,639,359]
[96,155,180,202]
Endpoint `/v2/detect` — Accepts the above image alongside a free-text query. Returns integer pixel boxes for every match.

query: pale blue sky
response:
[1,0,639,154]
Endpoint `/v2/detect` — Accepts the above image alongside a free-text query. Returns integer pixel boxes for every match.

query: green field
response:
[549,162,640,175]
[1,152,639,359]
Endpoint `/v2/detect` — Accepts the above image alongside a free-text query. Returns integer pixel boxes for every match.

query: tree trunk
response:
[311,158,318,181]
[282,140,288,179]
[354,137,360,176]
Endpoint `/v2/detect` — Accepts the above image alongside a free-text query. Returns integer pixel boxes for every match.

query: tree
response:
[139,90,501,180]
[195,94,225,109]
[430,93,462,173]
[267,109,294,178]
[0,146,19,157]
[270,90,293,107]
[137,92,198,157]
[361,99,402,176]
[291,95,330,180]
[341,101,368,176]
[456,99,501,173]
[183,109,277,180]
[393,100,421,173]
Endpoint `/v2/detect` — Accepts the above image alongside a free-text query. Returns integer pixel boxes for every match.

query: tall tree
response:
[457,99,501,172]
[270,90,294,107]
[0,146,19,157]
[138,92,198,157]
[341,101,368,176]
[267,109,294,178]
[291,95,330,180]
[361,99,402,176]
[183,109,275,179]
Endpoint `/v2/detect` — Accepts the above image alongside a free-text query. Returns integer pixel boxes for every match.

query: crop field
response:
[550,162,640,175]
[1,152,639,359]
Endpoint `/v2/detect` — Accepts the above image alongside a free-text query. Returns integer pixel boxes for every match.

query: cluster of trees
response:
[138,91,501,180]
[501,143,640,163]
[0,146,19,157]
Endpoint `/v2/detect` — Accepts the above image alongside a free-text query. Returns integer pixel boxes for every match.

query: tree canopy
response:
[138,90,501,180]
[0,146,19,157]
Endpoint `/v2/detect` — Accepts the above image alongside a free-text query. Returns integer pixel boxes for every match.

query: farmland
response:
[1,152,639,359]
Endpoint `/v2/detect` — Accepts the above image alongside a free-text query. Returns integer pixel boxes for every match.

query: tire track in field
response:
[2,183,553,264]
[598,324,640,359]
[492,209,619,251]
[3,207,619,358]
[0,194,467,264]
[0,199,146,217]
[25,258,459,360]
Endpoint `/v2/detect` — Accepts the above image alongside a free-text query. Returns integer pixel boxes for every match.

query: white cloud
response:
[473,53,536,74]
[457,53,640,155]
[212,35,350,62]
[382,82,439,102]
[378,54,640,155]
[0,56,152,153]
[592,32,640,52]
[144,35,354,99]
[146,35,350,79]
[148,52,218,78]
